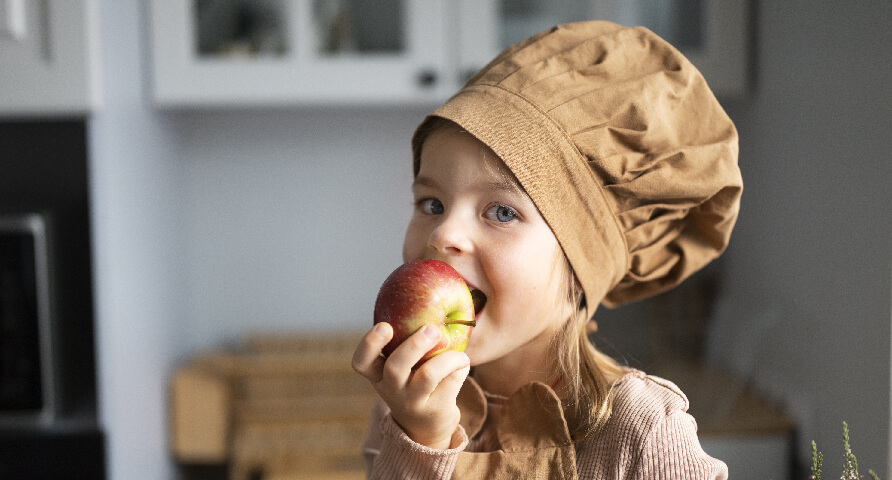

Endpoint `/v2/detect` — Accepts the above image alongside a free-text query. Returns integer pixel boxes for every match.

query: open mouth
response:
[470,289,487,318]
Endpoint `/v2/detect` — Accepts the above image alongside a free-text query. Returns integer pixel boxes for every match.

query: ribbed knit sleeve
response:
[575,371,728,479]
[362,396,468,480]
[632,410,728,479]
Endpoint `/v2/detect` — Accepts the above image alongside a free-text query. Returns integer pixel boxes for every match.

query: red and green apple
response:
[373,259,481,363]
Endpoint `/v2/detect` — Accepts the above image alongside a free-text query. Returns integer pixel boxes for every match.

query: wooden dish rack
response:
[169,332,376,480]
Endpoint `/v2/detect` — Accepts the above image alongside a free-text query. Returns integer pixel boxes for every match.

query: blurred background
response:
[0,1,889,479]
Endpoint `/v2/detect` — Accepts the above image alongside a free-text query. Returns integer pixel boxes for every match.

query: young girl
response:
[352,21,742,479]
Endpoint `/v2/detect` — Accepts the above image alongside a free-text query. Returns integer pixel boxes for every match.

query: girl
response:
[352,21,742,479]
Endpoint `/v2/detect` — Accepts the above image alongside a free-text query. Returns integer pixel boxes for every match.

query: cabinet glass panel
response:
[498,0,703,52]
[195,0,289,58]
[312,0,405,56]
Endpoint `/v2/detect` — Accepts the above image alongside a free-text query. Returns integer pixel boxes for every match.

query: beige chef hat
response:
[412,21,743,317]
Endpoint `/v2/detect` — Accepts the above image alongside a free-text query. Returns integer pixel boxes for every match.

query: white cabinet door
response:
[149,0,748,107]
[459,0,749,98]
[0,0,101,116]
[150,0,454,107]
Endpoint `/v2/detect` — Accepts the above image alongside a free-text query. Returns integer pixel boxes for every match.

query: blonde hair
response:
[415,116,627,442]
[552,250,627,441]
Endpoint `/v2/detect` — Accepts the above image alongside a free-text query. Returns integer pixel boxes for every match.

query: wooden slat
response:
[169,368,231,463]
[235,393,375,423]
[234,371,372,399]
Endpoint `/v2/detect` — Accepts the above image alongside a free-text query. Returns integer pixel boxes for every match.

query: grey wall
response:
[178,107,426,347]
[706,1,891,476]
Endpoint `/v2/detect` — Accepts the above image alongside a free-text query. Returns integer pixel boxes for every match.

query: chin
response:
[463,339,484,366]
[463,341,503,369]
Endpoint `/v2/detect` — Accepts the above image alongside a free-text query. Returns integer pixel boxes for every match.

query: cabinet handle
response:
[416,70,438,88]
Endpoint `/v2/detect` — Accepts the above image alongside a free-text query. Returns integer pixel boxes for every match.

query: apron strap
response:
[453,380,578,479]
[456,376,487,439]
[498,382,573,451]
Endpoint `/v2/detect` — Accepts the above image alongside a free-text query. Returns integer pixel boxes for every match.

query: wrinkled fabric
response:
[452,380,578,479]
[412,21,742,315]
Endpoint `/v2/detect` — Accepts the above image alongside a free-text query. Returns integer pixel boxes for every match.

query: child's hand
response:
[352,322,471,450]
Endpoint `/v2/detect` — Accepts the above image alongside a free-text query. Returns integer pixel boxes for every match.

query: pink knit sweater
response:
[362,370,728,479]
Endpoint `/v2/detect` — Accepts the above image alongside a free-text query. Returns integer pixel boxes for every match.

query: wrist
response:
[408,428,458,450]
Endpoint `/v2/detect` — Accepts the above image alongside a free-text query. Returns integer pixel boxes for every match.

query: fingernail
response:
[422,325,441,341]
[373,323,389,339]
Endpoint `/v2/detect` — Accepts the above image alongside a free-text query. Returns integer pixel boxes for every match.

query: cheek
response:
[487,242,562,310]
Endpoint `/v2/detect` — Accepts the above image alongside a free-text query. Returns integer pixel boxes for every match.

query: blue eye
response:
[485,204,517,223]
[419,198,444,215]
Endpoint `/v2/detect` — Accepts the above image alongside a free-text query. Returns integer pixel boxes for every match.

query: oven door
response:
[0,213,56,426]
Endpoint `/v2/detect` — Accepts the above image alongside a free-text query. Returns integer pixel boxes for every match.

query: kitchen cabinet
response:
[150,0,455,107]
[149,0,748,108]
[0,0,101,116]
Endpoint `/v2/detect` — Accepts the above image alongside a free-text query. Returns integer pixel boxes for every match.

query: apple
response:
[373,259,478,363]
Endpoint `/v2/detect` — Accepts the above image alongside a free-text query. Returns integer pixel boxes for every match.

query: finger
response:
[440,362,472,399]
[381,325,442,388]
[352,323,392,383]
[406,351,471,398]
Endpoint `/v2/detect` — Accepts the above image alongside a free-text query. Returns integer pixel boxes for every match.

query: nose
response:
[427,210,473,257]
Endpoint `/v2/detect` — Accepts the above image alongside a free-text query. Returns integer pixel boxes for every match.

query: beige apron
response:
[452,378,578,480]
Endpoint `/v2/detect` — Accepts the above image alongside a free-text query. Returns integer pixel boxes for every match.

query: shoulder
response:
[578,369,693,452]
[575,370,726,479]
[610,369,691,427]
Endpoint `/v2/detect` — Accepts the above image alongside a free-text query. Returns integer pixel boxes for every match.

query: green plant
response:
[811,422,879,480]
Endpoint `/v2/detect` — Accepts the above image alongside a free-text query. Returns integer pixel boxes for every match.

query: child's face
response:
[403,127,569,369]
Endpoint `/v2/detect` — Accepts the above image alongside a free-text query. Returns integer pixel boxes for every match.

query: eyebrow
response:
[411,176,438,191]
